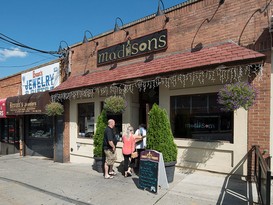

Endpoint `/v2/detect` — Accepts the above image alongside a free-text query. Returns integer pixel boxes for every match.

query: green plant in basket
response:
[217,82,256,112]
[104,96,126,114]
[45,102,64,116]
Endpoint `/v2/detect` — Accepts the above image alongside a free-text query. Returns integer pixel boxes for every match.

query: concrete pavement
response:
[0,154,262,205]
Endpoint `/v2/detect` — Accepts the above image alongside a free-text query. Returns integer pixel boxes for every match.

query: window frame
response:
[77,102,95,139]
[170,93,234,143]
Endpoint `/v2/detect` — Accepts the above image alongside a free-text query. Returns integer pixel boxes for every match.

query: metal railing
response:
[253,145,272,205]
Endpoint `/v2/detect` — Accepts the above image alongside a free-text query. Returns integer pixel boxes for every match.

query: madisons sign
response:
[97,29,167,66]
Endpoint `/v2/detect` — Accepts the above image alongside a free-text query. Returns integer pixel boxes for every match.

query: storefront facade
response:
[6,91,54,158]
[0,61,64,160]
[0,98,20,155]
[50,0,273,175]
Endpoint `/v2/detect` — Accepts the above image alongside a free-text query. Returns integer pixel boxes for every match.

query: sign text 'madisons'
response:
[97,29,167,66]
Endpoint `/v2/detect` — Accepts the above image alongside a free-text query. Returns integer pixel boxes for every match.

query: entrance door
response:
[24,115,54,158]
[139,87,159,126]
[0,118,19,155]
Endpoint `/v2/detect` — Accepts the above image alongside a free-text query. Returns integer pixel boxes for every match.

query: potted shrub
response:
[92,109,107,173]
[217,82,256,112]
[104,95,126,114]
[146,103,178,183]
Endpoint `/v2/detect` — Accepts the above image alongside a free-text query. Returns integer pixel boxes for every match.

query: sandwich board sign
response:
[138,150,169,193]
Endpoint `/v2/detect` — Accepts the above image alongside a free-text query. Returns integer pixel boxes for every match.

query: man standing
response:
[134,124,147,174]
[103,119,117,179]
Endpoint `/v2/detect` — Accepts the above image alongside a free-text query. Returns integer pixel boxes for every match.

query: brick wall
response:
[70,0,269,75]
[0,74,21,98]
[62,100,70,163]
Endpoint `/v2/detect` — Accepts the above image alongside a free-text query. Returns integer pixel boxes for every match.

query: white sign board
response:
[21,62,60,95]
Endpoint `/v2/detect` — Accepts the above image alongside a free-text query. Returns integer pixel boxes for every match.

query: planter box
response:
[165,161,176,183]
[93,157,104,173]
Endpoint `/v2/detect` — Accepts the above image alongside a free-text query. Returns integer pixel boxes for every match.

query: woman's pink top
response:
[122,134,135,155]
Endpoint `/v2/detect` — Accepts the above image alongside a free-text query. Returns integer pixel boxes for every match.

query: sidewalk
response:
[0,154,261,205]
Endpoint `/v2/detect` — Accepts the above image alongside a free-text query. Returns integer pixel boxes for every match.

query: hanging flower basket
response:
[217,82,256,112]
[104,96,126,114]
[45,102,64,116]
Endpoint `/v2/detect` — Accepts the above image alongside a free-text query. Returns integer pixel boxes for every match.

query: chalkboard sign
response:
[138,150,160,193]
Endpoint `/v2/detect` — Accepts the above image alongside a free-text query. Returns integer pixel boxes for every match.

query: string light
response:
[51,63,263,102]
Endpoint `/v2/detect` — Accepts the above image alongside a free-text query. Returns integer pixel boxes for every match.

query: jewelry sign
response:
[97,29,167,66]
[21,62,60,95]
[138,150,169,193]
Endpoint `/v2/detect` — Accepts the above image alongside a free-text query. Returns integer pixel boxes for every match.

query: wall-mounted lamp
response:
[82,30,99,46]
[114,17,129,36]
[57,40,70,58]
[58,40,69,54]
[156,0,169,23]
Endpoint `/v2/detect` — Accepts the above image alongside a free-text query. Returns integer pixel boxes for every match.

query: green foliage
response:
[104,96,126,114]
[146,104,177,162]
[93,109,107,157]
[45,102,64,116]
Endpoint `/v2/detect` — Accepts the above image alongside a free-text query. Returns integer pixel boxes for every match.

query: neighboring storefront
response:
[0,98,20,155]
[1,62,63,159]
[6,91,54,157]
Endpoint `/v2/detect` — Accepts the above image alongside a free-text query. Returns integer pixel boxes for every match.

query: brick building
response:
[1,0,272,175]
[0,61,62,159]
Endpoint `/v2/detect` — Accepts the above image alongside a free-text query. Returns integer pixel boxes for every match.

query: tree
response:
[93,109,107,157]
[146,104,177,162]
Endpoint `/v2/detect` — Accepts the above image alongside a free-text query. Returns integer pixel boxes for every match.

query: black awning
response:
[6,91,50,115]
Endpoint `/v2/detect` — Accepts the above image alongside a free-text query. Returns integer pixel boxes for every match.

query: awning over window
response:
[50,42,265,94]
[0,98,7,118]
[6,91,50,115]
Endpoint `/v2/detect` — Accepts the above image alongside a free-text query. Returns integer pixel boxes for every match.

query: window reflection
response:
[78,103,94,138]
[29,115,52,138]
[170,93,233,142]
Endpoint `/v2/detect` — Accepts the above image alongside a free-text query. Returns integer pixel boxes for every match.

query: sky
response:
[0,0,186,79]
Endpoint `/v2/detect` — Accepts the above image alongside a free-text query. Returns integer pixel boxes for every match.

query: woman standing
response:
[122,126,141,177]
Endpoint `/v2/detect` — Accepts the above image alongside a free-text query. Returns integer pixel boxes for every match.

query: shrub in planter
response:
[45,102,64,116]
[93,109,107,157]
[92,109,108,173]
[104,96,126,114]
[146,104,178,182]
[217,82,256,112]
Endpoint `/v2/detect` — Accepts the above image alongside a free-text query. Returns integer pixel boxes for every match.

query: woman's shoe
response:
[109,171,117,176]
[124,171,128,177]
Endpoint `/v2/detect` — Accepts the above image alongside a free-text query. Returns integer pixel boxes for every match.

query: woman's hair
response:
[126,126,134,137]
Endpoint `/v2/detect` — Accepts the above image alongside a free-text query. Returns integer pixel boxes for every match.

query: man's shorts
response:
[104,149,117,165]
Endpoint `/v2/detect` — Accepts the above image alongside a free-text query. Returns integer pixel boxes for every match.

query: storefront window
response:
[78,103,94,138]
[0,118,19,144]
[29,115,52,138]
[170,93,233,142]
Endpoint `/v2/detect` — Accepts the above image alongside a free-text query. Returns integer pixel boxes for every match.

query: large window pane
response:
[29,115,52,138]
[78,103,94,138]
[170,93,233,142]
[0,119,9,142]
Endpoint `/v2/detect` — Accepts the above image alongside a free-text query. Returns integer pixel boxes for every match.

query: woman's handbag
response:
[131,151,138,159]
